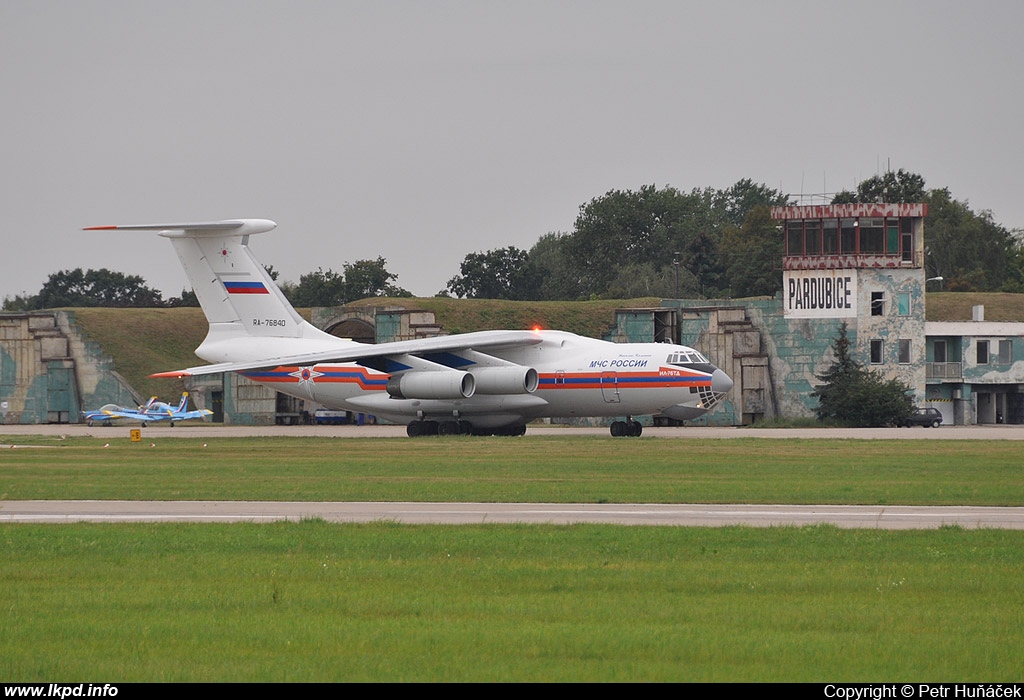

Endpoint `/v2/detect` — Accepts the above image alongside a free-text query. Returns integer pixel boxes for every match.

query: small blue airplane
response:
[83,392,213,426]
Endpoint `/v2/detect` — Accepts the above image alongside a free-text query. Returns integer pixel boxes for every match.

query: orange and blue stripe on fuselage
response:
[536,366,711,391]
[241,365,389,391]
[239,365,710,393]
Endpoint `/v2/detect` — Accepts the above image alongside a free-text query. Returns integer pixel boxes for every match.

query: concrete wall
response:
[1,311,154,424]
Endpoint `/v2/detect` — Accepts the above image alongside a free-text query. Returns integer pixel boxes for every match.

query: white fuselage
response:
[236,331,729,428]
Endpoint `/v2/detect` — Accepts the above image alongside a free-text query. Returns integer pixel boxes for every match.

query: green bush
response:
[812,322,914,427]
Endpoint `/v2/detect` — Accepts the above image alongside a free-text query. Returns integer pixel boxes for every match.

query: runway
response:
[4,423,1024,439]
[3,500,1024,529]
[4,424,1023,529]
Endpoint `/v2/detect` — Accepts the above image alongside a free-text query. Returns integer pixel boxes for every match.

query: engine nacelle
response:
[386,371,475,400]
[469,366,539,395]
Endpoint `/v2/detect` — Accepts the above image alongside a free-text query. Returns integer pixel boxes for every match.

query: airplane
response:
[83,392,213,427]
[85,219,733,437]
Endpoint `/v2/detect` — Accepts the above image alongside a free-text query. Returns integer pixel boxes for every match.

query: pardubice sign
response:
[784,270,857,318]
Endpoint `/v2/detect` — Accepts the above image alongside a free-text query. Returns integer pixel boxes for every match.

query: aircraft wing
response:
[97,409,168,422]
[151,330,544,378]
[172,409,214,420]
[134,413,172,422]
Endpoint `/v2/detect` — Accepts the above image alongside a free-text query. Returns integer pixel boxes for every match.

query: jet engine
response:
[469,366,539,395]
[386,371,476,400]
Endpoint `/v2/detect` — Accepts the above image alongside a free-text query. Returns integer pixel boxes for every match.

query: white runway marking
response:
[3,501,1023,529]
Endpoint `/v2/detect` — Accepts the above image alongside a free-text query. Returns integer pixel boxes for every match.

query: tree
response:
[832,168,925,204]
[438,180,789,302]
[1005,229,1024,293]
[812,322,914,427]
[2,292,39,311]
[714,178,791,228]
[720,205,784,298]
[446,247,530,299]
[164,288,199,307]
[288,267,346,307]
[924,188,1015,291]
[343,257,411,300]
[603,261,688,299]
[520,233,583,300]
[566,184,726,298]
[286,258,409,307]
[35,268,163,308]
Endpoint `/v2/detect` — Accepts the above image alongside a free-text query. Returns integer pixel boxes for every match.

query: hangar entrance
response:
[327,318,376,344]
[977,392,996,424]
[976,389,1024,424]
[211,390,224,423]
[653,309,678,344]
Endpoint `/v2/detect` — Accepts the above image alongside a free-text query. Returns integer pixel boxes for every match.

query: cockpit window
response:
[667,350,708,365]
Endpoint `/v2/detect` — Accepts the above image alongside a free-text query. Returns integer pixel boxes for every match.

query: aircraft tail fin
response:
[85,219,340,363]
[177,392,189,413]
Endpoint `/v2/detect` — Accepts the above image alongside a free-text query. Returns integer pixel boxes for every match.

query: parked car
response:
[314,408,350,425]
[899,407,943,428]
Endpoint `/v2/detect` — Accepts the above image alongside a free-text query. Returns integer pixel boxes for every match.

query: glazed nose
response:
[711,368,733,394]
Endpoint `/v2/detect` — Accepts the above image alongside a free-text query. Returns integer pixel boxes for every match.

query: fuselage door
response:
[600,371,620,403]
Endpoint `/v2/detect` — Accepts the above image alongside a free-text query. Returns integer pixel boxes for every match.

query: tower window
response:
[870,339,884,364]
[998,340,1012,364]
[871,291,885,316]
[898,339,912,364]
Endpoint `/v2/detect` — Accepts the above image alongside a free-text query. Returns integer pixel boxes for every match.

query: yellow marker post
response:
[130,429,141,443]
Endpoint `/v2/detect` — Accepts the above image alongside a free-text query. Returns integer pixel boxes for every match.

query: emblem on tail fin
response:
[224,282,271,295]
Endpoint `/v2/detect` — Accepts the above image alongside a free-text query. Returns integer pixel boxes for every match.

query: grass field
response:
[2,435,1022,681]
[2,521,1022,682]
[2,435,1023,505]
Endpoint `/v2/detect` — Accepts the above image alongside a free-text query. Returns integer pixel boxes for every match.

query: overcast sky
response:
[3,1,1022,301]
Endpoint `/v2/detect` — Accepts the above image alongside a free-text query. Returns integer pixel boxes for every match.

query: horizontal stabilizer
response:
[84,219,276,236]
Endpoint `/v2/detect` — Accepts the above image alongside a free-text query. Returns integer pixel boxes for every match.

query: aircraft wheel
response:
[628,420,643,437]
[490,424,526,436]
[457,420,473,435]
[406,422,426,438]
[438,420,459,436]
[610,420,626,437]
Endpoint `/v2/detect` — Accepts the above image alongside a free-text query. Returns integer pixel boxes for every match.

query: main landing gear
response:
[405,420,527,437]
[406,420,471,437]
[609,419,643,437]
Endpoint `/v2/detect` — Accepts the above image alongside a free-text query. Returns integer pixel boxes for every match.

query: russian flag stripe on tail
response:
[224,281,270,294]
